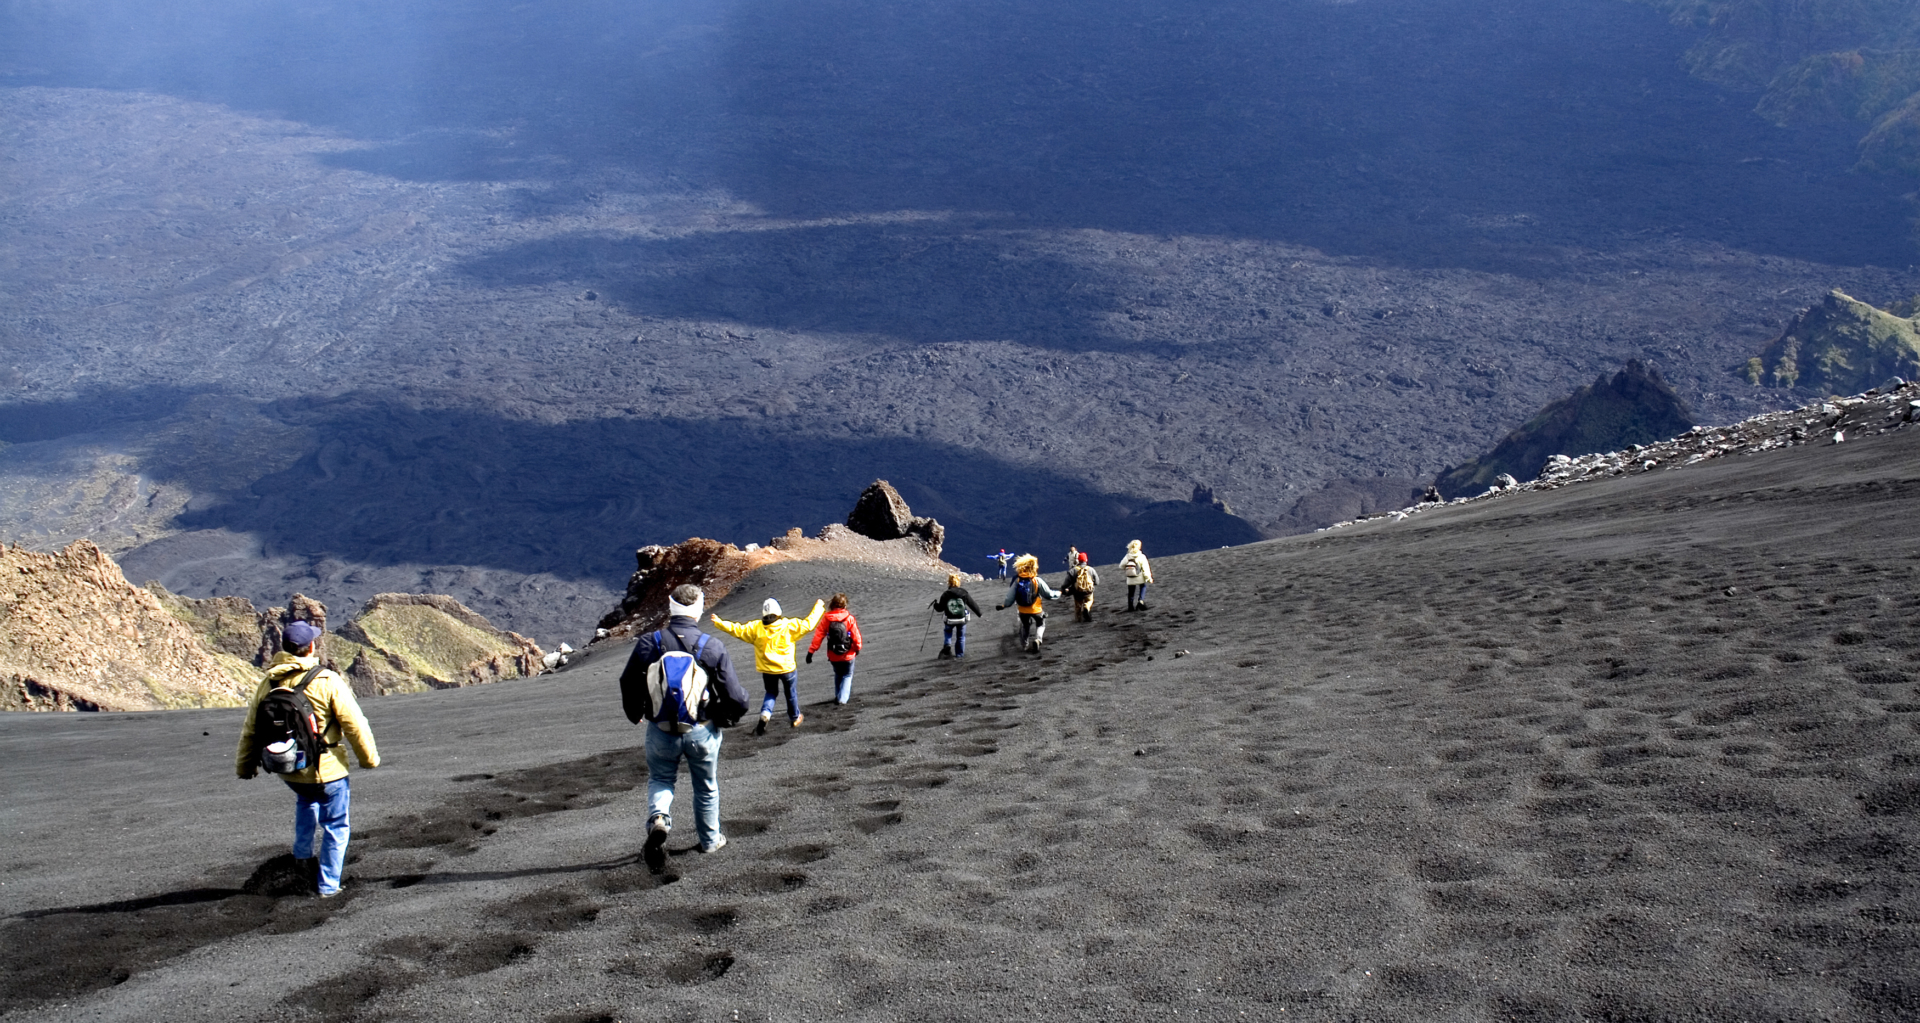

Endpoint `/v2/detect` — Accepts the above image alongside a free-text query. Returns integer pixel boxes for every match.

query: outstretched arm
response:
[709,615,750,640]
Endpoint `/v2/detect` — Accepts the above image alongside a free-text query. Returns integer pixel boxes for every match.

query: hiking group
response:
[236,543,1146,891]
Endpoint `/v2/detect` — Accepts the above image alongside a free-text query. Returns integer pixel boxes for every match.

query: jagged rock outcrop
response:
[1748,289,1920,394]
[332,593,544,693]
[1,540,252,711]
[845,480,945,555]
[597,494,960,643]
[254,594,330,667]
[153,587,545,698]
[1435,361,1694,498]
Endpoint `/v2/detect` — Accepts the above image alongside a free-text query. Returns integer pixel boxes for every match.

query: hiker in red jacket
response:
[806,593,864,704]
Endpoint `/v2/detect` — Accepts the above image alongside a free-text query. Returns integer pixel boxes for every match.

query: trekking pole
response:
[918,609,934,652]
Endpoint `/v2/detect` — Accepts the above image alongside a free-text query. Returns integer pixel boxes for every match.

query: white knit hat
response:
[762,598,782,617]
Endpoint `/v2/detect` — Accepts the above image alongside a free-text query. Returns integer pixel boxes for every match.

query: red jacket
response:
[807,608,863,662]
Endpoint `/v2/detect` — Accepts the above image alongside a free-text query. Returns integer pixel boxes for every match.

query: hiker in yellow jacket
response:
[712,597,824,732]
[234,620,379,897]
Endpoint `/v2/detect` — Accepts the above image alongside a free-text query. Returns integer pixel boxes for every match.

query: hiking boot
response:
[1136,602,1150,611]
[937,645,952,659]
[646,814,671,851]
[699,834,727,854]
[754,711,770,736]
[791,714,804,728]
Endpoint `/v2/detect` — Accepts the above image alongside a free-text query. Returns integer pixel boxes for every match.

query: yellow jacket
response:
[711,601,824,674]
[235,652,380,783]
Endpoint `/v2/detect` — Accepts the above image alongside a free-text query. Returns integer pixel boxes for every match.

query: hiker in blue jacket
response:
[619,584,752,857]
[988,550,1015,579]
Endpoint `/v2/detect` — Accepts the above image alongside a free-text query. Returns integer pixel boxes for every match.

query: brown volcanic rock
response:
[0,540,250,712]
[596,525,956,642]
[845,479,946,556]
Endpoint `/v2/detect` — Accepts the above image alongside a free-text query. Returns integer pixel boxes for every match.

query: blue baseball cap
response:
[284,620,323,647]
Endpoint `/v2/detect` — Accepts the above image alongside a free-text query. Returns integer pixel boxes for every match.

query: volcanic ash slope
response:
[0,427,1917,1021]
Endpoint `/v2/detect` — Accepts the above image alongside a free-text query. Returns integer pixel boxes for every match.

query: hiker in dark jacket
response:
[930,574,984,659]
[619,584,751,856]
[806,593,863,704]
[1062,551,1100,622]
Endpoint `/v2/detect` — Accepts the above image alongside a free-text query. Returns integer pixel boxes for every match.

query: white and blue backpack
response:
[646,631,711,733]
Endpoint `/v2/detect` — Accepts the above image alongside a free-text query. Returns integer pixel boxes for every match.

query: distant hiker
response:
[931,573,984,659]
[806,593,863,705]
[1065,546,1079,572]
[619,584,751,856]
[989,549,1015,580]
[1062,551,1099,622]
[1119,539,1154,611]
[712,596,825,731]
[234,620,379,898]
[1421,484,1442,504]
[996,553,1060,654]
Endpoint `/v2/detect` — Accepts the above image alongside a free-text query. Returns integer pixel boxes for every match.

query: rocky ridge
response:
[1435,360,1695,497]
[1,540,250,712]
[155,587,546,699]
[595,484,957,643]
[3,540,546,712]
[1748,288,1920,394]
[1322,379,1920,531]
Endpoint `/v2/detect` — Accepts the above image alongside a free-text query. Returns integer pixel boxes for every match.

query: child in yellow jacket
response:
[712,597,824,730]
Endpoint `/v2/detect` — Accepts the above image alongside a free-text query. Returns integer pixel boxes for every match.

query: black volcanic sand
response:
[3,430,1918,1022]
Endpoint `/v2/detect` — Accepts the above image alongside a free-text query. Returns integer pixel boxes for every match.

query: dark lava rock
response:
[846,480,945,556]
[1436,360,1693,498]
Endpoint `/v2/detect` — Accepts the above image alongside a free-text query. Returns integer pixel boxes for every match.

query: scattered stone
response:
[1320,379,1920,533]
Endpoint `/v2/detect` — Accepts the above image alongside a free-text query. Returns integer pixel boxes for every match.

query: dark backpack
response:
[943,594,969,623]
[646,631,711,733]
[1014,577,1040,607]
[255,666,329,775]
[826,618,854,656]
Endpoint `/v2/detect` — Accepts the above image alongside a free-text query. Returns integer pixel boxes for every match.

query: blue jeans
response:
[645,722,722,847]
[760,671,799,721]
[831,659,855,703]
[287,777,351,895]
[944,622,968,656]
[1128,583,1149,607]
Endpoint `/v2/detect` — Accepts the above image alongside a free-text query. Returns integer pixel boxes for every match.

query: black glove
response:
[805,651,813,664]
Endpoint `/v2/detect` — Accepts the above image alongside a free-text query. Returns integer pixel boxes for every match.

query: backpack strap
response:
[290,665,324,693]
[693,634,709,659]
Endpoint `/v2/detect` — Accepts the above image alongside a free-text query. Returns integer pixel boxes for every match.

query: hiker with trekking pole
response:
[928,573,984,659]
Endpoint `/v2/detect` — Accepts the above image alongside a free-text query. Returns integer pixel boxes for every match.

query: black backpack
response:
[255,666,330,775]
[943,594,969,623]
[826,618,854,656]
[1014,577,1040,607]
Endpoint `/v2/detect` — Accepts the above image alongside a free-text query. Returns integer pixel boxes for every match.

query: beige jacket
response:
[235,652,380,783]
[1119,545,1154,585]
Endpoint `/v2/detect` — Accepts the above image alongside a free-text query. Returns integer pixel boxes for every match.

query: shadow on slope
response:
[459,221,1154,353]
[4,0,1909,269]
[115,394,1259,584]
